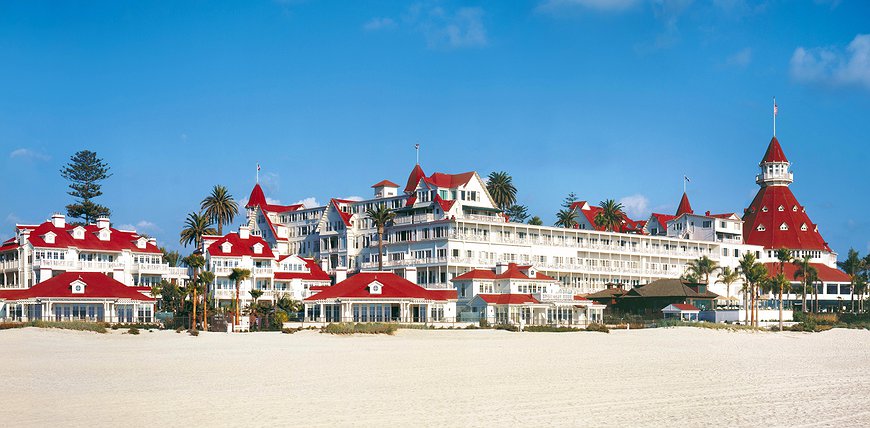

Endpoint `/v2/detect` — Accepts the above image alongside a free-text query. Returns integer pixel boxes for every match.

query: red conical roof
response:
[676,192,694,216]
[742,185,829,251]
[404,164,426,194]
[246,183,267,208]
[761,136,789,164]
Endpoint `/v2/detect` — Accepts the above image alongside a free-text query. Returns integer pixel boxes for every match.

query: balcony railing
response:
[253,267,273,276]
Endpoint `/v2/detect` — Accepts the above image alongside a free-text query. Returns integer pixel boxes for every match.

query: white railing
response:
[134,263,170,273]
[253,267,273,276]
[463,214,506,223]
[0,260,19,270]
[393,214,437,225]
[534,292,575,302]
[33,259,78,269]
[167,267,189,277]
[79,261,124,270]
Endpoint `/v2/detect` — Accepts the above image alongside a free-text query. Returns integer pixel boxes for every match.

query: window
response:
[840,284,851,295]
[780,223,789,231]
[702,221,712,228]
[757,225,766,232]
[778,205,784,212]
[826,284,837,295]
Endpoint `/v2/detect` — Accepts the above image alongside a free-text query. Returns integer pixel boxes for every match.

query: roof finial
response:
[415,143,420,165]
[773,96,778,137]
[256,163,260,183]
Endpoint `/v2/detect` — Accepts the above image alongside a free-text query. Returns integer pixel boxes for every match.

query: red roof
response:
[17,222,161,254]
[742,185,830,251]
[676,192,694,216]
[761,136,788,164]
[764,262,851,283]
[304,272,457,301]
[649,213,675,232]
[671,303,699,311]
[452,263,556,281]
[245,184,303,213]
[274,258,330,281]
[404,164,426,193]
[371,180,399,188]
[331,199,353,227]
[570,201,645,233]
[424,171,476,189]
[0,272,153,301]
[433,194,456,212]
[205,232,275,258]
[477,294,539,305]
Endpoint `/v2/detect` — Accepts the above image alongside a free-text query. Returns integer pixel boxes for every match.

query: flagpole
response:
[773,96,776,137]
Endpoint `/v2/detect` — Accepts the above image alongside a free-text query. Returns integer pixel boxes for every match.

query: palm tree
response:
[366,205,395,271]
[793,255,815,313]
[738,252,767,327]
[486,171,517,211]
[150,282,163,311]
[686,256,719,285]
[198,271,215,331]
[248,289,264,330]
[763,273,790,331]
[229,268,251,332]
[808,269,820,314]
[201,185,239,235]
[182,254,205,330]
[838,249,862,313]
[554,209,578,229]
[179,211,217,248]
[594,199,625,232]
[717,266,740,308]
[774,248,793,324]
[527,216,544,226]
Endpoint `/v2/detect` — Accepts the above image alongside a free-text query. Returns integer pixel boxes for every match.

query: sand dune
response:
[2,327,869,427]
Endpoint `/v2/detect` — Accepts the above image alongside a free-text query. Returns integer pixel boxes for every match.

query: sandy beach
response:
[3,327,869,427]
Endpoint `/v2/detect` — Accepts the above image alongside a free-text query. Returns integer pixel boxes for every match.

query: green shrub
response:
[0,322,26,330]
[27,321,107,333]
[188,329,199,336]
[479,319,490,328]
[281,327,299,334]
[321,323,397,335]
[586,323,610,333]
[494,323,519,332]
[128,327,140,335]
[175,327,184,333]
[524,325,581,332]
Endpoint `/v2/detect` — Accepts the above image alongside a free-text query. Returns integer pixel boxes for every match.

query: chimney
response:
[239,226,250,240]
[705,211,711,216]
[19,229,30,244]
[405,266,418,284]
[51,213,65,228]
[147,237,157,247]
[495,262,509,275]
[334,267,347,284]
[96,216,110,229]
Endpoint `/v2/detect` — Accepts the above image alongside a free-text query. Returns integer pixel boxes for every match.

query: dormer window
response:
[777,205,784,212]
[253,243,263,255]
[221,242,233,253]
[98,229,111,241]
[136,237,148,249]
[801,223,808,231]
[72,227,85,240]
[757,225,766,232]
[369,281,383,295]
[70,279,86,294]
[792,205,798,212]
[780,223,789,231]
[761,206,769,212]
[44,231,56,244]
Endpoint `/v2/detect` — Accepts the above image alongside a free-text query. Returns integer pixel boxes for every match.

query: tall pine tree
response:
[61,150,112,224]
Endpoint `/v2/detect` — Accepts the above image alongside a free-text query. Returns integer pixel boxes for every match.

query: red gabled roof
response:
[650,213,675,231]
[742,185,830,251]
[404,164,426,193]
[371,180,399,188]
[569,201,645,233]
[0,272,153,301]
[274,258,331,281]
[330,199,353,227]
[676,192,694,216]
[433,195,456,212]
[304,272,457,301]
[17,222,161,254]
[477,294,539,305]
[404,196,417,207]
[763,262,850,283]
[424,171,476,189]
[205,232,275,258]
[761,136,788,164]
[246,184,303,213]
[671,303,699,311]
[452,263,556,281]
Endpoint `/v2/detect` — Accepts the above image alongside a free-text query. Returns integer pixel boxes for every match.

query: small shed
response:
[661,303,700,321]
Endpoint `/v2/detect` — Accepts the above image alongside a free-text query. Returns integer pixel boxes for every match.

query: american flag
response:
[684,175,690,183]
[257,163,261,171]
[774,104,778,116]
[415,144,419,150]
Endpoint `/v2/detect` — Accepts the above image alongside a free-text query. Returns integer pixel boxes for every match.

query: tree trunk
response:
[377,226,384,271]
[234,281,240,332]
[191,267,198,330]
[778,288,784,331]
[802,281,807,313]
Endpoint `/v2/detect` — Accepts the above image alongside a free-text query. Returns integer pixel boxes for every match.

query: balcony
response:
[533,292,575,302]
[1,260,19,271]
[253,267,273,276]
[463,214,506,223]
[393,214,437,225]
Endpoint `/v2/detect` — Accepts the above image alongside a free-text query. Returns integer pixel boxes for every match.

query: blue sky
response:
[2,0,868,256]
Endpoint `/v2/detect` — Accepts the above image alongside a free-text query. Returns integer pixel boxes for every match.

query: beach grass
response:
[321,322,398,335]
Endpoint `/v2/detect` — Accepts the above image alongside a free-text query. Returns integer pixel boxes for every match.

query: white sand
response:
[3,327,870,427]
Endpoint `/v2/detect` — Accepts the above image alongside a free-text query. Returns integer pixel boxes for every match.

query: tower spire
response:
[773,96,778,137]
